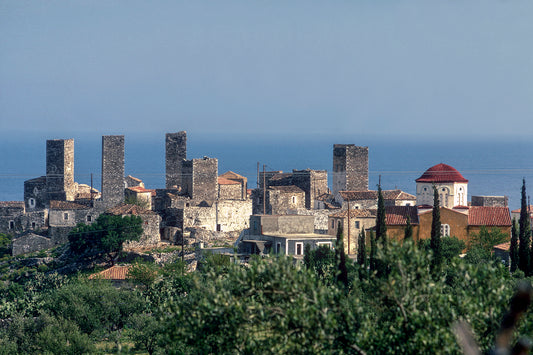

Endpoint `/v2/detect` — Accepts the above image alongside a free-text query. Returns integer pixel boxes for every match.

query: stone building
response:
[182,157,218,201]
[332,144,368,196]
[253,186,306,215]
[106,204,161,248]
[0,201,26,234]
[124,175,144,189]
[335,189,416,210]
[46,139,76,202]
[12,232,52,256]
[471,196,508,208]
[416,163,468,208]
[101,135,125,207]
[258,169,328,210]
[218,171,247,200]
[125,186,155,210]
[48,200,100,245]
[165,131,187,189]
[24,176,47,211]
[240,215,336,256]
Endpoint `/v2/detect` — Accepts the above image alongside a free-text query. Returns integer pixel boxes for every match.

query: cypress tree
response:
[357,229,366,267]
[335,222,349,288]
[404,216,413,241]
[518,179,530,274]
[369,230,377,272]
[376,183,387,247]
[510,218,519,273]
[430,185,442,272]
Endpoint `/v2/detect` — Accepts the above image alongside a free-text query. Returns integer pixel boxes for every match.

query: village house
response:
[335,189,416,210]
[240,215,336,257]
[106,204,162,249]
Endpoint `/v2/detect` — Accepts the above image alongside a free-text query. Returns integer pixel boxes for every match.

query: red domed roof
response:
[416,163,468,183]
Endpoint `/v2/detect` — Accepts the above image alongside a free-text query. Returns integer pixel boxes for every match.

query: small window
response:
[291,196,296,204]
[86,215,92,222]
[9,220,14,230]
[64,213,69,220]
[317,242,332,248]
[355,221,360,229]
[441,224,450,237]
[331,220,335,228]
[217,224,221,232]
[405,203,411,206]
[276,242,281,254]
[29,198,36,208]
[31,222,36,229]
[295,242,303,255]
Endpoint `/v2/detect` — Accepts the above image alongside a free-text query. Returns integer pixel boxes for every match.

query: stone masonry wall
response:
[182,157,218,201]
[471,196,509,208]
[332,144,368,195]
[46,139,76,201]
[165,131,187,189]
[101,135,125,207]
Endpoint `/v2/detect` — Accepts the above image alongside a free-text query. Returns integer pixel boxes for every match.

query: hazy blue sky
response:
[1,0,532,140]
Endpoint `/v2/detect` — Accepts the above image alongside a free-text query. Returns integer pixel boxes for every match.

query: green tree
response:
[510,218,519,272]
[0,233,12,258]
[335,222,348,288]
[518,179,530,274]
[421,236,465,262]
[68,214,143,264]
[127,259,161,289]
[369,230,377,272]
[404,216,413,241]
[303,244,335,280]
[357,229,366,267]
[376,183,387,246]
[469,226,509,254]
[430,186,442,272]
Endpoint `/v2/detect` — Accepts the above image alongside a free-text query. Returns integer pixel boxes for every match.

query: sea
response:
[1,132,532,211]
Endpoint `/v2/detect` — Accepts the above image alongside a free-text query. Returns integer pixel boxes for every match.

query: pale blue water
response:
[1,133,532,211]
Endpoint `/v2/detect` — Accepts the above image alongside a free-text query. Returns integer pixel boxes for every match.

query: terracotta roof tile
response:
[385,206,419,225]
[127,186,156,196]
[219,171,246,180]
[511,206,533,213]
[416,163,468,183]
[50,200,89,210]
[468,206,511,226]
[89,265,132,280]
[218,177,241,185]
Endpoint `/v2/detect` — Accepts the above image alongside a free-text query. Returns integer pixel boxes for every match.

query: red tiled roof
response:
[0,201,24,208]
[126,175,142,182]
[88,265,132,280]
[50,200,89,210]
[127,186,156,196]
[385,206,419,225]
[106,204,156,216]
[416,163,468,183]
[493,242,511,252]
[219,171,246,181]
[468,206,511,226]
[218,177,240,185]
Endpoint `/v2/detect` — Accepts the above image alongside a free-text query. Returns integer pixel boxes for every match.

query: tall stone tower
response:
[182,157,218,201]
[165,131,187,189]
[332,144,368,196]
[101,135,125,206]
[46,139,75,201]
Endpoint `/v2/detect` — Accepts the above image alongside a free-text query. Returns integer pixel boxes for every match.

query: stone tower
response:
[165,131,187,189]
[101,135,125,206]
[182,157,218,201]
[332,144,368,196]
[46,139,75,201]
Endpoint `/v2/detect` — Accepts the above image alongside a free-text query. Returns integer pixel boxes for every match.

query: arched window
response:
[28,198,36,208]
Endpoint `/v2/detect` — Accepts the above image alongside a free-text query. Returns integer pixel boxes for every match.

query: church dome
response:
[415,163,468,183]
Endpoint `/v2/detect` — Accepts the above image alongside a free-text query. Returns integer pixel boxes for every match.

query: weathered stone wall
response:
[218,184,242,200]
[20,211,47,232]
[332,144,368,195]
[182,157,218,201]
[101,135,125,207]
[49,226,74,245]
[0,203,25,234]
[291,170,328,209]
[12,233,52,256]
[165,131,187,189]
[46,139,76,201]
[294,208,333,234]
[268,189,305,215]
[125,214,161,248]
[182,205,216,231]
[250,215,315,235]
[24,176,47,210]
[216,199,252,232]
[471,196,508,208]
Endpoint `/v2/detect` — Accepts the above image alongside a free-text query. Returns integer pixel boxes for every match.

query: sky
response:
[1,0,532,140]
